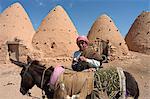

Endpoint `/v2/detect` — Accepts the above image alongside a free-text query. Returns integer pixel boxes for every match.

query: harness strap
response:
[41,67,49,99]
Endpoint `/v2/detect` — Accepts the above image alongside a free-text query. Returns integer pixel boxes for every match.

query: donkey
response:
[10,58,139,99]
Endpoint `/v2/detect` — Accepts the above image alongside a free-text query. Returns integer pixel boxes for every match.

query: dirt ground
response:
[0,51,149,99]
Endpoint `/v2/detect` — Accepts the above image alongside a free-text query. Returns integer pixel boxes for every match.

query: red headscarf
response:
[76,36,89,44]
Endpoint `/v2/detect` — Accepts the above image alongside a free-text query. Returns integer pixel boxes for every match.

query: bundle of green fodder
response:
[94,67,124,98]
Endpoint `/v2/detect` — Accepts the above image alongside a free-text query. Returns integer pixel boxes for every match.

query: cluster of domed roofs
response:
[0,2,149,66]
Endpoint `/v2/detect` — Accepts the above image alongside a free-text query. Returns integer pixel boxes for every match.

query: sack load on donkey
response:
[88,38,111,63]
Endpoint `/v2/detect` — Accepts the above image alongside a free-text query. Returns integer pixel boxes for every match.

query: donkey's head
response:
[19,57,35,95]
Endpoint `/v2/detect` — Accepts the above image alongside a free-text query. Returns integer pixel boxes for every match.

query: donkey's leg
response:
[54,83,68,99]
[71,94,80,99]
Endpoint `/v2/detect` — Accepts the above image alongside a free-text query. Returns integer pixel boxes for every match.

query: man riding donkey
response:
[50,36,105,99]
[70,36,110,99]
[72,35,103,71]
[10,35,139,99]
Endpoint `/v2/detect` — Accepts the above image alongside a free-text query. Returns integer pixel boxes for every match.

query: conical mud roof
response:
[0,2,35,63]
[88,14,129,57]
[125,12,150,55]
[32,5,78,58]
[0,2,35,46]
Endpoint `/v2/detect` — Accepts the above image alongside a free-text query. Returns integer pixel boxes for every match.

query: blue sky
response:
[0,0,149,37]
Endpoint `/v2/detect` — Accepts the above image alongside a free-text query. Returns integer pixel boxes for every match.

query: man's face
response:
[77,40,88,51]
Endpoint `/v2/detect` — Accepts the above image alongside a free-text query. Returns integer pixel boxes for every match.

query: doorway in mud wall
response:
[7,41,19,61]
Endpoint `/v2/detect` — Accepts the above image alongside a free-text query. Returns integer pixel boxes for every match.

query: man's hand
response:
[73,58,78,62]
[79,56,87,62]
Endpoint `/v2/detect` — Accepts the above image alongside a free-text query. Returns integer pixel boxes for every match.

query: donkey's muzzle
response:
[20,87,28,95]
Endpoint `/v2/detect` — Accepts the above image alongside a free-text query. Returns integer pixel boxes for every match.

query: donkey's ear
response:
[27,56,32,63]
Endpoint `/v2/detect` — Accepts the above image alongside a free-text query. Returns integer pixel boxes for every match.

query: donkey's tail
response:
[123,71,139,99]
[134,82,139,99]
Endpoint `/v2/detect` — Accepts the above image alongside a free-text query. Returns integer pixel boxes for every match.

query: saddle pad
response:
[49,66,65,86]
[58,71,94,96]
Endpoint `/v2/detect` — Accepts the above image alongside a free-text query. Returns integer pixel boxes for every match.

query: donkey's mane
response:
[32,60,45,68]
[30,60,54,75]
